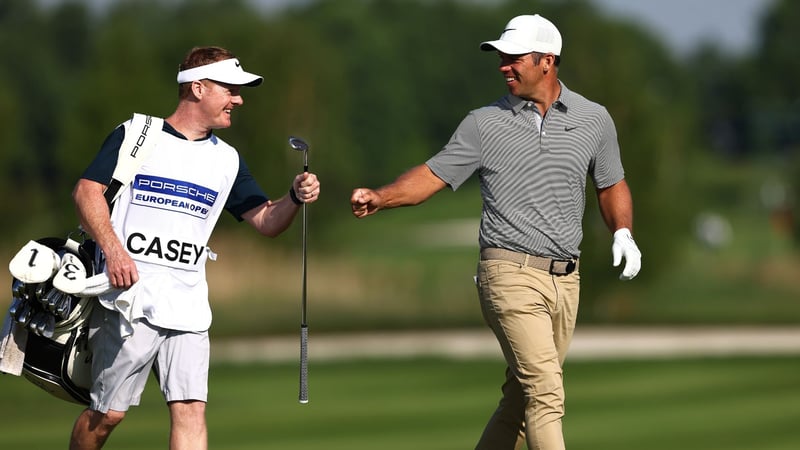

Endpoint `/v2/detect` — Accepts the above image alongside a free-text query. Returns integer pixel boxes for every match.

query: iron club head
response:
[288,136,309,153]
[288,136,309,172]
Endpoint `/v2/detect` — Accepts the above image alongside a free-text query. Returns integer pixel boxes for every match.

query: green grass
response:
[1,356,798,449]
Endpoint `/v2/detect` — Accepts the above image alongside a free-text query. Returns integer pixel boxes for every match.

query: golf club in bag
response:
[288,136,309,404]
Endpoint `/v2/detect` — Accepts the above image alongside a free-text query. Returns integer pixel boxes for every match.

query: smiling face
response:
[498,52,541,100]
[497,51,557,102]
[197,79,243,130]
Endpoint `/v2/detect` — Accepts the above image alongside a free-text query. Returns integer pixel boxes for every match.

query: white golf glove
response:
[612,228,641,280]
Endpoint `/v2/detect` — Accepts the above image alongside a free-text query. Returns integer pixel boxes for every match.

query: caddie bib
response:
[102,120,239,331]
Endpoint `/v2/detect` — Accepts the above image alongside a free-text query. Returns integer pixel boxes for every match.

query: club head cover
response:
[8,240,61,284]
[52,252,88,294]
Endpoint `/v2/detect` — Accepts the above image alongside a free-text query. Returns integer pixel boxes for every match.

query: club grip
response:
[299,324,309,404]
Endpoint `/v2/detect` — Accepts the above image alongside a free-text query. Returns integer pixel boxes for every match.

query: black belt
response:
[480,248,578,276]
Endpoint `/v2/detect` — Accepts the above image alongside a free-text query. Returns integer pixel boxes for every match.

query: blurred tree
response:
[691,45,753,160]
[295,0,497,183]
[0,0,80,236]
[745,0,800,245]
[749,0,800,155]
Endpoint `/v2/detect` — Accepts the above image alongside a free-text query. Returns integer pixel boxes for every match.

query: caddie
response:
[69,46,321,450]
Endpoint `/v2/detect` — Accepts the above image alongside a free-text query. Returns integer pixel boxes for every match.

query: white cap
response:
[480,14,562,56]
[176,58,263,87]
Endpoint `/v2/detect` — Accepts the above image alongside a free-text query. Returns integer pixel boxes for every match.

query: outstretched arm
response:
[350,164,447,218]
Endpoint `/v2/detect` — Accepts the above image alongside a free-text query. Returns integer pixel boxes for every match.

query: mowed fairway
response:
[0,356,798,449]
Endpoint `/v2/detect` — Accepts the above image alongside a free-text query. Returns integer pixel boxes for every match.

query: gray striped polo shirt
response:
[426,82,624,259]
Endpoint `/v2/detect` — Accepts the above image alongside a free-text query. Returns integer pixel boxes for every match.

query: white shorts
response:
[88,306,209,413]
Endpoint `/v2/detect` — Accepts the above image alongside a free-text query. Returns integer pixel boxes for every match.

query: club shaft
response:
[299,208,308,403]
[301,203,307,325]
[300,150,308,325]
[299,149,309,404]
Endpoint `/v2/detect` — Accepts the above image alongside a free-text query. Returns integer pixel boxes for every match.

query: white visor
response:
[176,58,263,87]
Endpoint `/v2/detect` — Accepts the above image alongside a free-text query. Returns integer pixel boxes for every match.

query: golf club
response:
[8,296,23,317]
[288,135,309,404]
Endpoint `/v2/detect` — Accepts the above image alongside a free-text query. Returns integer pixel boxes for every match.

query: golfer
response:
[351,14,641,450]
[69,46,320,449]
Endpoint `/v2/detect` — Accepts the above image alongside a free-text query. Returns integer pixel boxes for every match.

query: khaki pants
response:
[475,259,580,450]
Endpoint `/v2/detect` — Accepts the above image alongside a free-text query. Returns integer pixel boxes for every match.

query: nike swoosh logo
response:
[235,61,241,67]
[565,126,578,131]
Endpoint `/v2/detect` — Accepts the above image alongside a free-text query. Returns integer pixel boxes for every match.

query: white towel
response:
[78,273,114,298]
[98,283,143,339]
[0,314,28,376]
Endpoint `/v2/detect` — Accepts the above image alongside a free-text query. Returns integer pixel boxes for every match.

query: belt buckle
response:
[549,259,576,276]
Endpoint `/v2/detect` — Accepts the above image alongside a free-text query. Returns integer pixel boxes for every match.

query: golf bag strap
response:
[103,113,163,207]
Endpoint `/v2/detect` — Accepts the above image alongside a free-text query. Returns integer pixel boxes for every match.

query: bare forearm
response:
[377,165,447,208]
[73,180,126,257]
[244,197,301,238]
[597,180,634,233]
[366,164,446,209]
[73,178,140,288]
[243,172,320,237]
[351,164,446,218]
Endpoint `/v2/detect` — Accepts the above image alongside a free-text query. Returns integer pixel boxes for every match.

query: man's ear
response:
[542,53,555,73]
[190,80,205,99]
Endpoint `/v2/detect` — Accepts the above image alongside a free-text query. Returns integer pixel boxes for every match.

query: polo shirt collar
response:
[508,95,528,115]
[552,81,570,113]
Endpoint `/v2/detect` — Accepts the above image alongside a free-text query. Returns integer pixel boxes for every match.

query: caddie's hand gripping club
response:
[288,136,310,404]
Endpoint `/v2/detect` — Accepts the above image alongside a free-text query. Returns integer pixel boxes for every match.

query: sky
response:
[587,0,777,56]
[34,0,778,57]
